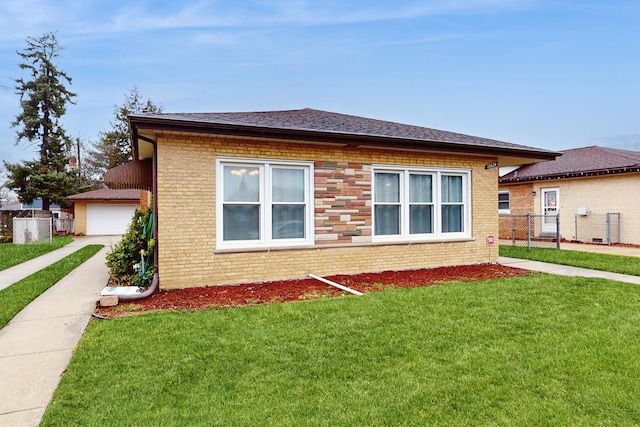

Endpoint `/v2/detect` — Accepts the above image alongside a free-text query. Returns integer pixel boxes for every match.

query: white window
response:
[216,158,313,249]
[498,191,510,213]
[372,167,471,241]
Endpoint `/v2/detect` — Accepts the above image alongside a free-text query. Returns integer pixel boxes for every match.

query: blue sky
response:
[1,0,639,168]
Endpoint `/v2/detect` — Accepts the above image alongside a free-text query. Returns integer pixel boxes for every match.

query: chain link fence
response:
[13,217,53,244]
[1,210,73,243]
[573,213,620,245]
[1,209,44,243]
[54,217,75,235]
[499,214,561,249]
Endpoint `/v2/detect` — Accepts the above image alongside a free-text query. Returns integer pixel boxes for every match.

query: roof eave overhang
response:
[500,165,640,183]
[129,116,560,165]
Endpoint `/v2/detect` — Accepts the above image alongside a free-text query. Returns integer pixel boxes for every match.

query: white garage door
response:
[86,204,137,235]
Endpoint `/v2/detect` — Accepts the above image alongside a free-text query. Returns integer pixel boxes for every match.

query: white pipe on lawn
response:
[307,273,363,296]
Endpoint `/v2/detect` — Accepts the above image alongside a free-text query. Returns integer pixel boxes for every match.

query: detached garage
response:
[67,189,142,236]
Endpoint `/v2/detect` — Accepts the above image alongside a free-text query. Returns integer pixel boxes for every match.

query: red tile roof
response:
[500,146,640,182]
[66,189,141,201]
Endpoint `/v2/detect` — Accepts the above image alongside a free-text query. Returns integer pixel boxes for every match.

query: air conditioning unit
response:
[576,207,588,216]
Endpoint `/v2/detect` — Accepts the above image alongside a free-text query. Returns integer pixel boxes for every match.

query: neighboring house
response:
[0,198,70,238]
[66,189,143,235]
[0,198,62,214]
[0,200,23,211]
[105,108,558,289]
[499,145,640,245]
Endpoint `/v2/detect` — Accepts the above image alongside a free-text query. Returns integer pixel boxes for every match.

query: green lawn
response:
[0,245,103,328]
[500,245,640,276]
[42,274,640,426]
[0,235,73,271]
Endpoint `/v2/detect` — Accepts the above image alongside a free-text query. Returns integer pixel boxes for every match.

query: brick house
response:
[499,145,640,244]
[106,108,557,289]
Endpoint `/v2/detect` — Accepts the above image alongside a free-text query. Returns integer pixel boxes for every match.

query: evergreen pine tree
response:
[3,32,88,210]
[84,86,162,185]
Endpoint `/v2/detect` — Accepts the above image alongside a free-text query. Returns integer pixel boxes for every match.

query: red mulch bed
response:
[95,264,532,318]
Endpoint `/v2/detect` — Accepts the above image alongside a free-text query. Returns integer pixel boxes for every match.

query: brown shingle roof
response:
[66,189,141,201]
[129,108,559,163]
[500,146,640,182]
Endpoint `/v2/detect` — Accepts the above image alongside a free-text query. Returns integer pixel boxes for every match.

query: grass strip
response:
[42,274,640,426]
[0,245,103,329]
[0,236,73,271]
[500,245,640,276]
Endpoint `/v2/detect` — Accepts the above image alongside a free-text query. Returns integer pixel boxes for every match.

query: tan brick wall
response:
[155,133,499,289]
[532,174,640,244]
[73,202,87,235]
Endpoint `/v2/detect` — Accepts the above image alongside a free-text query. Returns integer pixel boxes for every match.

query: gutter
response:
[105,273,159,302]
[500,165,640,183]
[134,133,159,280]
[114,127,159,300]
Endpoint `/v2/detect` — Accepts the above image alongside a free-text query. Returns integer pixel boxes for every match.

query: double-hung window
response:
[373,167,470,241]
[498,191,510,213]
[217,158,313,249]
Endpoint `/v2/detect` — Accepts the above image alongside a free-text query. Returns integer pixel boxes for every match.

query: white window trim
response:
[216,157,314,250]
[372,165,471,242]
[498,191,510,214]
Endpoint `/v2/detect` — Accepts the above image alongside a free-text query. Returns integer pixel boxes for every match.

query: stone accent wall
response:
[314,161,372,244]
[155,132,499,289]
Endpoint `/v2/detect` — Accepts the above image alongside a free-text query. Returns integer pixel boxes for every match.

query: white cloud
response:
[0,1,60,42]
[231,0,535,26]
[0,0,538,42]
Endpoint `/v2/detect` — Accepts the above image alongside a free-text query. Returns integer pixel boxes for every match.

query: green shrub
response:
[106,209,155,287]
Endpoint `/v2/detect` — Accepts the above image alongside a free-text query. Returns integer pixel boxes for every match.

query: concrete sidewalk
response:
[499,256,640,285]
[0,236,119,427]
[0,236,120,291]
[499,241,640,285]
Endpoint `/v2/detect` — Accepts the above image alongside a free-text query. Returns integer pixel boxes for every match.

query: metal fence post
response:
[527,213,531,250]
[606,213,611,246]
[511,215,516,246]
[556,213,561,249]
